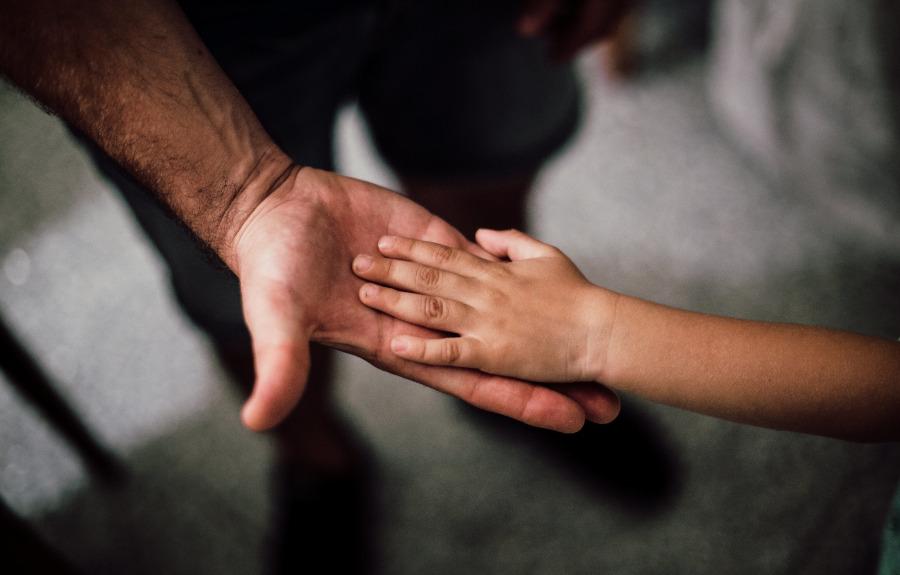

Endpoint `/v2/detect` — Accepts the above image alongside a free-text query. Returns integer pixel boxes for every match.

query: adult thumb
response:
[239,280,313,431]
[241,340,311,431]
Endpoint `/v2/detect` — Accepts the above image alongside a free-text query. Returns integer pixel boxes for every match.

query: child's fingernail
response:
[361,284,379,299]
[353,254,373,272]
[391,337,408,353]
[378,236,396,250]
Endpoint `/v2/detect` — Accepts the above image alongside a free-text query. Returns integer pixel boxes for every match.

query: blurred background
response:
[2,1,899,574]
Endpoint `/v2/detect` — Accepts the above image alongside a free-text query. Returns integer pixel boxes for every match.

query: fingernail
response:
[353,254,373,272]
[361,284,378,299]
[378,236,396,250]
[391,337,408,353]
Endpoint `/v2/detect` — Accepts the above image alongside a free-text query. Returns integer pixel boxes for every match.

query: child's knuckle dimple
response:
[486,263,510,281]
[423,296,446,320]
[431,245,455,265]
[483,287,506,308]
[442,340,462,364]
[415,265,441,290]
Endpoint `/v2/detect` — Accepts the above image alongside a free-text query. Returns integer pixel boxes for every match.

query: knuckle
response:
[415,265,441,290]
[385,288,403,306]
[486,263,509,279]
[383,258,397,280]
[441,340,462,364]
[483,286,506,307]
[493,336,511,358]
[430,245,456,265]
[423,296,447,320]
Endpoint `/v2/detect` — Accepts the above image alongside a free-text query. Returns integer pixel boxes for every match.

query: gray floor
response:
[2,49,899,574]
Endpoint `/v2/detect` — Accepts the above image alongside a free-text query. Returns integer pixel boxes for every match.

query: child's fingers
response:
[352,254,474,300]
[390,335,483,369]
[463,242,500,262]
[359,283,472,333]
[475,229,560,261]
[377,236,490,277]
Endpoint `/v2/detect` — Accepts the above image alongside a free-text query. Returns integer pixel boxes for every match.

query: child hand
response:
[352,229,619,384]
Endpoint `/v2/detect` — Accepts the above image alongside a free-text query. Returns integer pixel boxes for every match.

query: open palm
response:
[233,167,620,432]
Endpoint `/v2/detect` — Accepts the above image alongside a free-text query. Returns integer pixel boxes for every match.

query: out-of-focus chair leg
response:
[0,313,124,483]
[0,494,84,574]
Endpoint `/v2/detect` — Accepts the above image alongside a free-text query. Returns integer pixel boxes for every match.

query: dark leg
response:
[401,173,534,240]
[0,314,123,483]
[212,337,374,575]
[0,495,83,574]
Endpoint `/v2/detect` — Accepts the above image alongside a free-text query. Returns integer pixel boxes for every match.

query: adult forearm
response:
[595,292,900,441]
[0,0,291,267]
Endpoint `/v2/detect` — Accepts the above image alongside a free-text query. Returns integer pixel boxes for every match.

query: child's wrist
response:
[582,286,622,385]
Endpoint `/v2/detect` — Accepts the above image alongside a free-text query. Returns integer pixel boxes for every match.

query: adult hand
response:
[230,167,621,432]
[0,0,621,433]
[518,0,631,60]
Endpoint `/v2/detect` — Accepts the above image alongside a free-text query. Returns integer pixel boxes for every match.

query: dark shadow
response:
[0,494,84,575]
[31,405,382,575]
[268,449,380,575]
[462,396,682,517]
[211,340,381,575]
[0,308,125,485]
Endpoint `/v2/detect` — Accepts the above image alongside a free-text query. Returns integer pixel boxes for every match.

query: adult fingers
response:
[474,228,560,261]
[419,367,588,433]
[375,332,589,433]
[558,381,621,424]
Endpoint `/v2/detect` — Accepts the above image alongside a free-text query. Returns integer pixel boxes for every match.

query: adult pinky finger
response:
[390,335,482,368]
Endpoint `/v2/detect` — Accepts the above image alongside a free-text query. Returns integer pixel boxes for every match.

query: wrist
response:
[212,146,297,271]
[582,285,622,385]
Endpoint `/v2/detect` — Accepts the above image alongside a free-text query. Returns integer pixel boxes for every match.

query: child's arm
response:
[353,229,900,441]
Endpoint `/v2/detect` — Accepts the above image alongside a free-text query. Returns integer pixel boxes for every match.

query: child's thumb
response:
[475,228,559,261]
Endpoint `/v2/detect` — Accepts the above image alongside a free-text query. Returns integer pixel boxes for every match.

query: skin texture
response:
[0,0,621,433]
[353,230,616,382]
[354,229,900,442]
